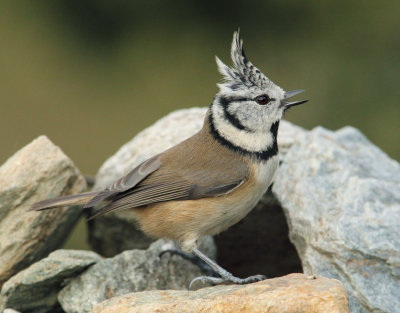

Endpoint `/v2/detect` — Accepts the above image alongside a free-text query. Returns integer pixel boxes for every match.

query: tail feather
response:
[30,191,98,211]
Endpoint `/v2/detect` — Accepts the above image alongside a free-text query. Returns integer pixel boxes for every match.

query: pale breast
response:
[253,155,279,189]
[201,155,280,236]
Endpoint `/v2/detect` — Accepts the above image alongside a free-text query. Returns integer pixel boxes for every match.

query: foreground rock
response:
[0,250,101,313]
[93,273,348,313]
[0,136,86,287]
[58,238,216,313]
[273,126,400,313]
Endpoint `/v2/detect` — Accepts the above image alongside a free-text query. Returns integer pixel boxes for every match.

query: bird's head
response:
[212,30,307,133]
[208,30,307,158]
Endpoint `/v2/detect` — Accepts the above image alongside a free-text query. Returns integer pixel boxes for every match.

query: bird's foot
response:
[159,248,216,276]
[189,247,267,289]
[189,274,266,289]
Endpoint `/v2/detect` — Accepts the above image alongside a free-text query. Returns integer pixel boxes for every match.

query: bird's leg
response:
[189,247,266,289]
[159,246,217,276]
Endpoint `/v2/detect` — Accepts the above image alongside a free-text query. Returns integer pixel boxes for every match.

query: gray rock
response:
[272,126,400,313]
[58,237,216,313]
[0,249,101,313]
[0,136,87,286]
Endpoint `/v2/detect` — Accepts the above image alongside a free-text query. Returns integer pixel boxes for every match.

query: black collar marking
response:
[208,108,279,161]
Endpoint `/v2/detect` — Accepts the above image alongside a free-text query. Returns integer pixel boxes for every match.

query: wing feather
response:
[89,170,247,219]
[84,156,161,208]
[87,133,251,219]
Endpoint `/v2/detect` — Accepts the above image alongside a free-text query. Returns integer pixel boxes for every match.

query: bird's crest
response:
[216,30,271,91]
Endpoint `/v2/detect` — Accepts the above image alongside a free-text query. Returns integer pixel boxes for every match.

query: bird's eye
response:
[255,95,271,105]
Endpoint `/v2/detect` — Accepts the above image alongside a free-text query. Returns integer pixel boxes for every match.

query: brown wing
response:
[84,156,161,208]
[88,124,250,219]
[89,167,247,219]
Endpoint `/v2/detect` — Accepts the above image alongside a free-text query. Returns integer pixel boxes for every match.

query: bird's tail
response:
[30,191,98,211]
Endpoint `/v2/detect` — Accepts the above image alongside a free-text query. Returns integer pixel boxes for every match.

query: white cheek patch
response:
[227,102,261,131]
[211,103,275,152]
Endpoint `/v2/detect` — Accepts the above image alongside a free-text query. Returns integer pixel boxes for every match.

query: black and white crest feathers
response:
[216,30,271,91]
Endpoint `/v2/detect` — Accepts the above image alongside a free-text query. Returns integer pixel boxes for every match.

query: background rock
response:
[92,273,349,313]
[0,136,87,287]
[58,238,216,313]
[0,249,101,313]
[273,126,400,313]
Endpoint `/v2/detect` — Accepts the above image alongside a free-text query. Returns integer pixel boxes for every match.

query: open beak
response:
[281,89,309,109]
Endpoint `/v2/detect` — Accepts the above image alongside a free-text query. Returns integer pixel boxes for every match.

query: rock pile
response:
[0,250,101,313]
[0,136,86,287]
[1,108,398,312]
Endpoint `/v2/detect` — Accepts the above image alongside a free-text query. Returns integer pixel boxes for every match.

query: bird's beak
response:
[281,89,309,108]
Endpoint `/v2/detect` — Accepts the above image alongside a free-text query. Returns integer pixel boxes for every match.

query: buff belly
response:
[134,156,279,251]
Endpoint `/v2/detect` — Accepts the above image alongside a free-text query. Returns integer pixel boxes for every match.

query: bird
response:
[31,30,308,287]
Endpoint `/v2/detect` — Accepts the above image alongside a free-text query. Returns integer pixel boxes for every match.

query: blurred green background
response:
[1,1,399,249]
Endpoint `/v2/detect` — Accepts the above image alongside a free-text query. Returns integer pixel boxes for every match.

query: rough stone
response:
[0,136,87,287]
[272,126,400,313]
[92,273,349,313]
[0,249,101,313]
[58,238,216,313]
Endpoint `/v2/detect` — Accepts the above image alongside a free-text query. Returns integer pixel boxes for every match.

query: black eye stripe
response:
[218,96,252,132]
[219,95,276,106]
[219,96,251,108]
[227,97,249,104]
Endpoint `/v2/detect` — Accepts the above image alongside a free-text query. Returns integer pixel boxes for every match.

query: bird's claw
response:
[189,276,226,289]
